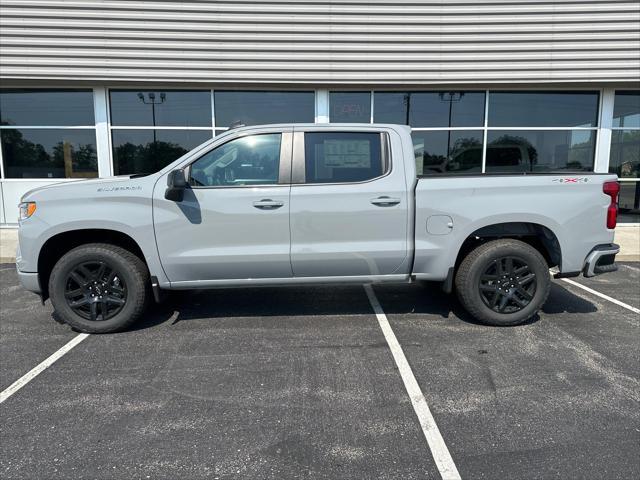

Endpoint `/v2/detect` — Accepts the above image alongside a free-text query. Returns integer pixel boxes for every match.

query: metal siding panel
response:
[1,1,638,85]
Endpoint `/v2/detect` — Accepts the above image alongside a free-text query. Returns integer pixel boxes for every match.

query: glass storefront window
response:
[610,91,640,220]
[613,91,640,128]
[486,130,595,173]
[214,91,315,127]
[329,92,371,123]
[609,130,640,179]
[373,92,410,124]
[112,129,212,175]
[413,131,483,175]
[0,89,95,126]
[374,92,485,127]
[488,92,599,128]
[0,128,97,178]
[109,90,211,127]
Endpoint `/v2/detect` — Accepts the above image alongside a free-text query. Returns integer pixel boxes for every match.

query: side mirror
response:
[165,169,187,202]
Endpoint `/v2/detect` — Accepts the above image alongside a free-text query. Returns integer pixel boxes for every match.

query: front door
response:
[289,128,410,278]
[153,129,293,284]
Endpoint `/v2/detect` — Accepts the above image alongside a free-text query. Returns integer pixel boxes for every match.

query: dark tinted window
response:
[373,92,410,124]
[112,129,212,175]
[613,91,640,128]
[375,92,485,127]
[413,130,483,175]
[214,91,315,127]
[411,92,485,127]
[489,92,599,127]
[0,89,94,126]
[305,132,383,183]
[109,90,211,127]
[609,130,640,178]
[330,92,371,123]
[0,128,97,178]
[486,130,595,173]
[190,134,281,187]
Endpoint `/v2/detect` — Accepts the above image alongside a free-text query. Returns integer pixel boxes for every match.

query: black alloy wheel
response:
[64,261,127,321]
[478,256,536,314]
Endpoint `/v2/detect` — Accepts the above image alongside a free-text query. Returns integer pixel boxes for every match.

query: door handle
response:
[253,199,284,210]
[370,196,401,207]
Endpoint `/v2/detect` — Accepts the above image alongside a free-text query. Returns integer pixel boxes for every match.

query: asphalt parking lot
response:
[1,263,639,480]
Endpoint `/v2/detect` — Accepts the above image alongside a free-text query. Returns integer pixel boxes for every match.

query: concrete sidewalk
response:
[2,225,638,264]
[0,228,17,263]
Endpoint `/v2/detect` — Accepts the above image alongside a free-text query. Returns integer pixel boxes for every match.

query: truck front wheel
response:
[455,239,551,326]
[48,243,149,333]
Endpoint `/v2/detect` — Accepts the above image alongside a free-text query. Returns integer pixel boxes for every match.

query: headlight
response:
[18,202,37,221]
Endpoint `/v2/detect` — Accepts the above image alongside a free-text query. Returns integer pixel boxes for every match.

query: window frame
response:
[291,128,391,186]
[184,128,293,189]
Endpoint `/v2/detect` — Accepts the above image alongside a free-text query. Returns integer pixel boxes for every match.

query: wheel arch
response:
[455,221,562,270]
[38,229,148,301]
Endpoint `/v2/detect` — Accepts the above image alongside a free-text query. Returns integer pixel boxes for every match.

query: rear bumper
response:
[583,243,619,277]
[17,269,41,294]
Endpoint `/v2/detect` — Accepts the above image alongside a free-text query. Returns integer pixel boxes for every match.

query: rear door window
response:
[304,132,385,183]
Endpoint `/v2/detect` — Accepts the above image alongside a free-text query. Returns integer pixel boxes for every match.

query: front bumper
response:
[583,243,619,277]
[17,270,41,294]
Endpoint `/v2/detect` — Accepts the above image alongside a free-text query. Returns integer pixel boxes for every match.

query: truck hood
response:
[20,175,150,202]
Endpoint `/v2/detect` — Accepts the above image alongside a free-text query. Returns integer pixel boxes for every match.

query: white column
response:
[315,89,329,123]
[93,87,112,177]
[594,88,615,173]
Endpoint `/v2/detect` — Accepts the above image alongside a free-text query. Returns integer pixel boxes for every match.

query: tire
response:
[455,239,551,326]
[49,243,149,333]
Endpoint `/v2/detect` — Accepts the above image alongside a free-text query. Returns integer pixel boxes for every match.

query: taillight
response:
[603,181,620,229]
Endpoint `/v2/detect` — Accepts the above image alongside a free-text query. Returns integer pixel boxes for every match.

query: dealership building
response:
[0,0,639,226]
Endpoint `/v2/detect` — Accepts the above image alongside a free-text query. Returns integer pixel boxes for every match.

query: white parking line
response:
[560,278,640,315]
[620,264,640,273]
[0,333,89,404]
[364,285,461,480]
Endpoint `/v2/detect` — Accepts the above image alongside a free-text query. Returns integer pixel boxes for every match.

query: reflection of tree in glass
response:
[114,141,188,175]
[1,129,97,177]
[423,135,482,173]
[52,142,97,172]
[490,134,538,167]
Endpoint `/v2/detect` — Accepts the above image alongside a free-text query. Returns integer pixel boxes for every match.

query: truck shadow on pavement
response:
[129,280,598,332]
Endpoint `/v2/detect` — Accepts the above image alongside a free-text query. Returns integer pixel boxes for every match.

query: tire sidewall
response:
[49,247,143,332]
[466,243,550,325]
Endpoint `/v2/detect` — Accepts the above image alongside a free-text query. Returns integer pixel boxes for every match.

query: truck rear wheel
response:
[49,243,149,333]
[455,239,551,326]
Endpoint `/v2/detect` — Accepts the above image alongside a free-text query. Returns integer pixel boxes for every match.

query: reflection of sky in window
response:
[613,113,640,128]
[0,90,94,126]
[570,130,593,145]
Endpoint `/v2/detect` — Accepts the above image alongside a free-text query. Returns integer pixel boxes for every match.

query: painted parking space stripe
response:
[364,285,461,480]
[560,278,640,315]
[620,264,640,273]
[0,333,89,404]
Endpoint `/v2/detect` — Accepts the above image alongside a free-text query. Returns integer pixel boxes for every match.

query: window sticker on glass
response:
[322,139,372,168]
[305,132,382,183]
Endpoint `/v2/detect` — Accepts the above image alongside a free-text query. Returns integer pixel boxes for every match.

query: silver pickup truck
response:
[16,124,620,333]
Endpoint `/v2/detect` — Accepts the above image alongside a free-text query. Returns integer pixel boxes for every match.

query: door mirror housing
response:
[165,169,187,202]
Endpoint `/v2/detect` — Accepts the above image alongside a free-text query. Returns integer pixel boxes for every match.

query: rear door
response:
[289,127,410,277]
